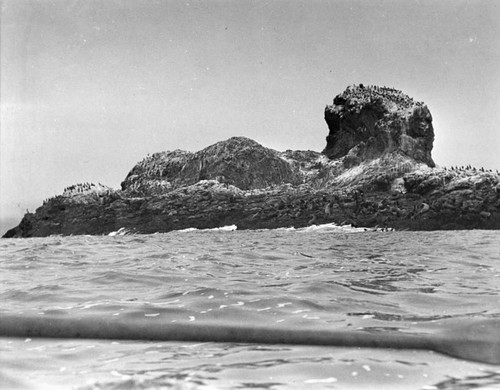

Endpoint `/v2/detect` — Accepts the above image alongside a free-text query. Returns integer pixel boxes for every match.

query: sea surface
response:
[1,226,499,389]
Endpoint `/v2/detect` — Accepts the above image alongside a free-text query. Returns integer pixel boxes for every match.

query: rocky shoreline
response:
[4,85,499,237]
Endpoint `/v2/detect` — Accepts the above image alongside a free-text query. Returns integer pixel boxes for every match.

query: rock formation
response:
[3,85,499,238]
[120,137,304,196]
[323,84,435,168]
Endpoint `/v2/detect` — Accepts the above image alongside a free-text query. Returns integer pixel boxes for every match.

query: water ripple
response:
[1,230,499,388]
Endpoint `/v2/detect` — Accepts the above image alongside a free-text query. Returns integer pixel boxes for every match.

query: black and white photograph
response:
[1,0,499,388]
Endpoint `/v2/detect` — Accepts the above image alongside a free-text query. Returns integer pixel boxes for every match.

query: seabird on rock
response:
[308,214,318,225]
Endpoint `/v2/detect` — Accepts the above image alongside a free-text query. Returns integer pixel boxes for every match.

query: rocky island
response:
[4,85,499,237]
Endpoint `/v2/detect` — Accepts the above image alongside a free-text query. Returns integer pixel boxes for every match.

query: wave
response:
[278,223,386,233]
[110,223,394,236]
[178,224,238,232]
[175,222,394,234]
[108,227,132,236]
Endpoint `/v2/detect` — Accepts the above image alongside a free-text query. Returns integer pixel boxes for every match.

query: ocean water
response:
[0,227,499,389]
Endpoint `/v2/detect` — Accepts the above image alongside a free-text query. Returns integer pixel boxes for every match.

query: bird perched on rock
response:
[308,214,318,225]
[325,202,332,217]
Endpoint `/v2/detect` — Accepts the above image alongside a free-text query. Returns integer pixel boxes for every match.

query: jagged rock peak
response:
[323,84,435,168]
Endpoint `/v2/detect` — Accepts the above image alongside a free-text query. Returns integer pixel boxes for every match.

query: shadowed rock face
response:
[323,84,435,167]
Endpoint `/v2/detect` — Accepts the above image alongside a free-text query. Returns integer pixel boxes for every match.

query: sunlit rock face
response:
[323,84,435,168]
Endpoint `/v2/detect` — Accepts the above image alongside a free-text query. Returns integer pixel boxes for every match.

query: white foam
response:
[216,225,237,231]
[297,222,367,233]
[174,223,391,234]
[178,225,237,232]
[108,227,130,236]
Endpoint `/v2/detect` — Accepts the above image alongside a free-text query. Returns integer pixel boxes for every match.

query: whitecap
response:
[178,225,237,232]
[297,222,368,233]
[108,227,130,236]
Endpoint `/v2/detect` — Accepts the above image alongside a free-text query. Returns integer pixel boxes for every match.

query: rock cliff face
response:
[323,84,435,168]
[4,85,499,238]
[120,137,305,196]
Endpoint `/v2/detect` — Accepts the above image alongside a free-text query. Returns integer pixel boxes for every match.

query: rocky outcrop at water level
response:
[4,84,500,237]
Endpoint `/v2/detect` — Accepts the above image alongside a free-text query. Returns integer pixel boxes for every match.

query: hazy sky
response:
[1,0,499,230]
